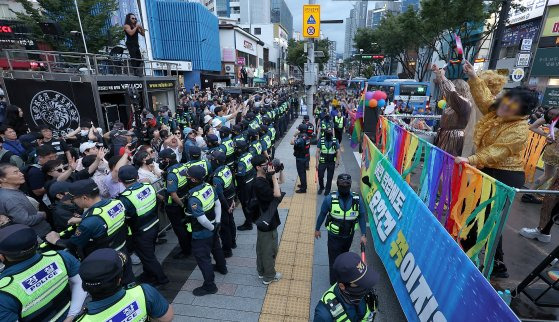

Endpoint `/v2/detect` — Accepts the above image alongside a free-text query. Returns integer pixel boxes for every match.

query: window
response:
[242,28,250,33]
[254,28,261,35]
[399,85,427,96]
[0,4,15,20]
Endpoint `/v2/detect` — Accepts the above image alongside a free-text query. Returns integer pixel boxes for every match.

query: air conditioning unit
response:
[224,64,235,74]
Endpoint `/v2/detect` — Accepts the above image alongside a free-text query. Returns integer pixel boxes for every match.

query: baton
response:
[39,226,76,250]
[361,241,367,265]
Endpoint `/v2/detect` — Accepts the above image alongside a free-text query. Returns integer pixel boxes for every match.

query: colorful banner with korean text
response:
[375,116,517,276]
[360,135,519,322]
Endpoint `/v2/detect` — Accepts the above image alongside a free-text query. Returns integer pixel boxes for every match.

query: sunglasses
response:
[52,165,69,173]
[174,132,181,135]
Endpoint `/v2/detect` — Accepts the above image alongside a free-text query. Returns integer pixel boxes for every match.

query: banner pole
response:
[482,195,512,278]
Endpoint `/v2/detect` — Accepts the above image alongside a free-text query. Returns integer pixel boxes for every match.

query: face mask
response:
[338,185,351,197]
[80,130,88,136]
[340,285,370,305]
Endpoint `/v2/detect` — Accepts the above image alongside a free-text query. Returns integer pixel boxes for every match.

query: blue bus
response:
[367,78,431,111]
[346,77,368,94]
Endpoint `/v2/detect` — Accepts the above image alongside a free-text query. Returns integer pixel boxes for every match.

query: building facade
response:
[344,1,368,60]
[270,0,293,39]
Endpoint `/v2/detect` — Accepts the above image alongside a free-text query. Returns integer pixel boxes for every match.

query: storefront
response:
[219,24,264,85]
[529,4,559,93]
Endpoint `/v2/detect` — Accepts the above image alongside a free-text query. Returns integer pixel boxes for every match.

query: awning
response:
[253,77,266,84]
[201,73,233,81]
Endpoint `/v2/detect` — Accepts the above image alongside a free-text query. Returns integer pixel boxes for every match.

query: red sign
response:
[372,55,385,59]
[236,57,245,65]
[0,26,13,33]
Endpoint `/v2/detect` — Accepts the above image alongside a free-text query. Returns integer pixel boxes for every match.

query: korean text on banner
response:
[359,135,519,322]
[303,4,320,38]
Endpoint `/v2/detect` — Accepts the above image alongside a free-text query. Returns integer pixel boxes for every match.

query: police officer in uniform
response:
[209,150,236,257]
[291,123,308,194]
[206,134,221,155]
[316,128,341,196]
[76,248,173,321]
[260,124,272,157]
[161,148,192,259]
[333,109,345,144]
[263,116,277,159]
[219,126,236,168]
[117,165,168,285]
[314,252,379,322]
[185,166,227,296]
[235,140,256,231]
[0,224,87,321]
[185,146,211,180]
[248,128,266,158]
[315,174,368,284]
[45,179,136,285]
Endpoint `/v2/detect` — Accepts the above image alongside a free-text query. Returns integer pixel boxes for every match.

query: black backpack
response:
[0,149,13,163]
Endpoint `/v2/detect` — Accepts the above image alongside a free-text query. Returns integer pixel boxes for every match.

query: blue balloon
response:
[377,99,386,108]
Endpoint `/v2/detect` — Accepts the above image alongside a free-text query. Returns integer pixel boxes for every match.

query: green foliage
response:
[287,38,330,71]
[14,0,121,53]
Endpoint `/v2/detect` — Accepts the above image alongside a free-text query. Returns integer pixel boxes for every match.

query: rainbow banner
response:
[350,118,363,149]
[360,135,519,321]
[375,117,517,276]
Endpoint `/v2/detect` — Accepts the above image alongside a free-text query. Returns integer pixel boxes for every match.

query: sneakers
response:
[131,253,141,265]
[237,223,253,231]
[317,188,324,195]
[491,261,509,279]
[213,264,228,275]
[193,285,218,296]
[262,272,282,285]
[295,189,306,193]
[519,227,551,243]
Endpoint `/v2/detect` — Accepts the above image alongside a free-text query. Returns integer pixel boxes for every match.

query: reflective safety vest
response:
[185,160,209,180]
[220,137,235,160]
[319,138,338,164]
[326,192,360,236]
[189,183,216,233]
[86,199,128,254]
[0,251,71,322]
[236,152,255,183]
[120,183,159,233]
[321,120,333,133]
[214,165,236,200]
[233,134,247,147]
[268,127,276,143]
[256,114,262,123]
[262,135,272,151]
[167,164,189,204]
[249,121,260,131]
[320,285,372,322]
[334,115,344,129]
[250,141,263,155]
[76,285,148,322]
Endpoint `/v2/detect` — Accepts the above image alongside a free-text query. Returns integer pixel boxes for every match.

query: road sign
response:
[303,4,320,38]
[511,68,525,82]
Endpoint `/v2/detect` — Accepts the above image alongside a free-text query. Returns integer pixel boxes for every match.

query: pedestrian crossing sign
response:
[303,4,320,38]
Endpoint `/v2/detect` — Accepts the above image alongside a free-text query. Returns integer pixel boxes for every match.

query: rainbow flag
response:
[351,118,363,149]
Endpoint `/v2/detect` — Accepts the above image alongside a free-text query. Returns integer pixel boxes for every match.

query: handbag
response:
[254,191,285,232]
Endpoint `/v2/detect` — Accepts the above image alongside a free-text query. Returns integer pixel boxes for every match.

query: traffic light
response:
[372,55,385,60]
[361,55,372,59]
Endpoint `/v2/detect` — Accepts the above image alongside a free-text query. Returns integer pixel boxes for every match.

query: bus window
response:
[400,84,428,96]
[380,86,395,101]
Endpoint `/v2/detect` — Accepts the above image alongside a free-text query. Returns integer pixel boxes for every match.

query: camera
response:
[272,158,284,172]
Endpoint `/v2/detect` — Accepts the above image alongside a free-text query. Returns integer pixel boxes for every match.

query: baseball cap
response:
[210,150,226,164]
[62,179,99,201]
[118,165,138,183]
[80,248,126,287]
[183,127,194,135]
[211,119,222,128]
[48,181,71,199]
[0,224,37,256]
[188,146,202,159]
[79,141,97,154]
[207,134,219,143]
[187,165,206,181]
[333,252,379,289]
[204,115,212,124]
[159,148,177,160]
[298,124,308,132]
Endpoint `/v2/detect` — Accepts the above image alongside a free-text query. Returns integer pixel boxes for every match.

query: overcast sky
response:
[284,0,354,53]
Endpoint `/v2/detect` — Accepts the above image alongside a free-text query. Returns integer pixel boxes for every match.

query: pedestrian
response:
[0,224,87,321]
[117,165,169,286]
[76,248,173,321]
[315,174,368,284]
[185,165,227,296]
[316,128,341,196]
[291,123,308,194]
[44,178,136,285]
[250,154,283,285]
[313,252,379,322]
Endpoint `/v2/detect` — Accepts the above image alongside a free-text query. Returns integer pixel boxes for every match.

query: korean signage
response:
[274,24,288,42]
[516,52,531,67]
[521,38,533,51]
[303,4,320,38]
[502,19,540,47]
[543,87,559,108]
[97,81,143,92]
[508,0,546,25]
[531,47,559,76]
[153,60,192,71]
[235,32,256,55]
[236,57,245,65]
[147,80,175,90]
[542,6,559,37]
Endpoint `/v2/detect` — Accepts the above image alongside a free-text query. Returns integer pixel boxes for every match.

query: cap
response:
[62,179,99,201]
[303,115,310,120]
[146,113,155,120]
[189,146,202,159]
[232,125,242,134]
[220,126,231,136]
[118,165,138,183]
[337,173,351,186]
[159,148,177,160]
[204,115,212,124]
[0,224,37,256]
[248,129,258,137]
[210,150,226,164]
[49,181,71,199]
[80,248,125,287]
[235,140,248,150]
[79,141,97,154]
[259,125,268,132]
[187,165,206,181]
[298,124,308,132]
[183,127,194,135]
[333,252,379,289]
[262,117,271,124]
[207,134,219,144]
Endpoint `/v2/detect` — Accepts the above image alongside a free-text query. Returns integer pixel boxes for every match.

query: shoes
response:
[213,264,228,275]
[490,261,509,279]
[519,227,551,243]
[237,223,253,231]
[224,250,233,258]
[156,238,167,245]
[258,275,263,279]
[131,253,141,265]
[324,190,330,196]
[297,184,302,188]
[193,285,218,296]
[262,272,282,285]
[317,188,324,195]
[295,189,306,193]
[172,251,191,260]
[232,242,237,249]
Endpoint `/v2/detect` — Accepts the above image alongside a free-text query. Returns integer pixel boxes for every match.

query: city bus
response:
[347,77,368,94]
[367,78,431,111]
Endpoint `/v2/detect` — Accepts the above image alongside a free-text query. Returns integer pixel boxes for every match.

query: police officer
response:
[263,116,277,159]
[316,128,341,196]
[161,148,192,259]
[206,134,221,154]
[219,126,236,168]
[319,114,334,139]
[117,165,169,285]
[315,174,368,284]
[184,146,211,180]
[314,252,379,322]
[185,166,227,296]
[209,150,236,257]
[234,140,255,231]
[248,128,265,158]
[333,109,345,144]
[76,248,173,321]
[232,124,246,147]
[291,123,308,194]
[260,124,272,157]
[0,224,87,321]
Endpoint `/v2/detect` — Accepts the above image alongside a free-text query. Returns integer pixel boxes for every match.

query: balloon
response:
[365,91,374,101]
[372,90,387,101]
[437,100,447,109]
[377,99,386,108]
[368,99,378,108]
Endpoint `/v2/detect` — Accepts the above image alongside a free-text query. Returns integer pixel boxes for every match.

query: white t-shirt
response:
[138,167,160,183]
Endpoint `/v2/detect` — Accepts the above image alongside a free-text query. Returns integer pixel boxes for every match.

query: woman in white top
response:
[133,150,161,183]
[160,134,183,162]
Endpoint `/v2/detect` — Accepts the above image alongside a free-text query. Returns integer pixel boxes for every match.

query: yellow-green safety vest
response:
[120,183,159,233]
[220,137,235,158]
[76,285,148,322]
[0,251,71,322]
[334,115,344,129]
[321,284,372,322]
[167,164,189,204]
[319,137,338,164]
[263,135,272,151]
[86,199,128,253]
[326,193,360,235]
[250,141,263,155]
[189,183,216,233]
[268,127,276,142]
[215,165,235,199]
[186,160,209,179]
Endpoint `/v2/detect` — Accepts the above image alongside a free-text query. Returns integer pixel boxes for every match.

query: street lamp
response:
[358,48,363,77]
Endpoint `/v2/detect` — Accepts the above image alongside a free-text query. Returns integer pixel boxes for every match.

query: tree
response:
[287,38,330,72]
[14,0,121,53]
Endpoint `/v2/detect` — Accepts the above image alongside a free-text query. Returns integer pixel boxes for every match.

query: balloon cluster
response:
[437,99,447,109]
[364,91,388,109]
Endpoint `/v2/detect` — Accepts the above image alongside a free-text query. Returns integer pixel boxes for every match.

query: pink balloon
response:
[365,91,374,101]
[372,90,387,101]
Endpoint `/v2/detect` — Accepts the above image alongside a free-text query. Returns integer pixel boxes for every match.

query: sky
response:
[284,0,354,53]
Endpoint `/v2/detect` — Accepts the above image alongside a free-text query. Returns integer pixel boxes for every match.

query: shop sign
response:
[542,6,559,37]
[153,60,192,71]
[243,40,253,51]
[521,38,533,51]
[235,33,256,55]
[516,52,531,67]
[237,57,245,65]
[0,26,12,33]
[508,0,546,25]
[531,47,559,76]
[543,87,559,108]
[502,19,540,47]
[147,81,175,90]
[97,81,143,92]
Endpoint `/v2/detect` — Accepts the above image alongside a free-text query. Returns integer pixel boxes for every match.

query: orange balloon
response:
[368,99,378,108]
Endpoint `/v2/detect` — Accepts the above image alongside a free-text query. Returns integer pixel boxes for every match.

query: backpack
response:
[0,149,13,163]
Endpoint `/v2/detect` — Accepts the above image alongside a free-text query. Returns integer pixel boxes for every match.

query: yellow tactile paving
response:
[260,158,318,321]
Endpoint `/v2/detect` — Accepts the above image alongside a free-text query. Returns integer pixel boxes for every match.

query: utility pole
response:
[488,0,511,69]
[306,0,316,116]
